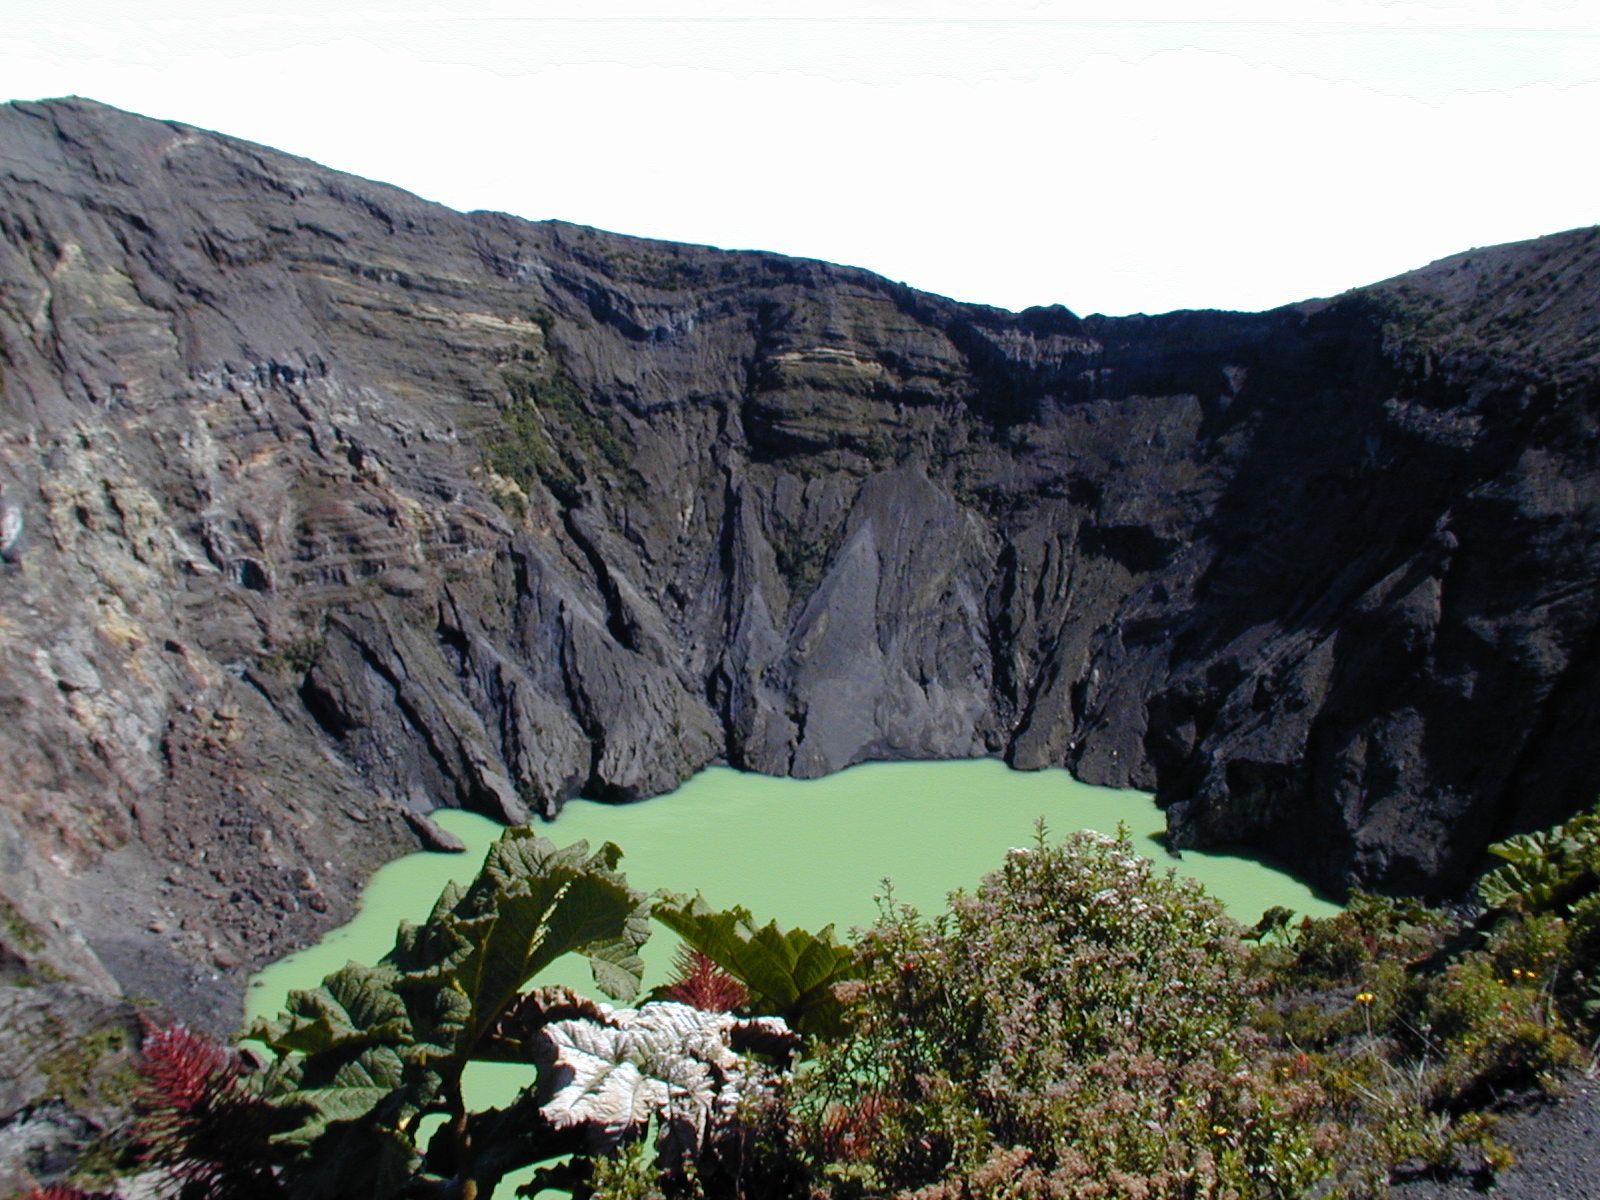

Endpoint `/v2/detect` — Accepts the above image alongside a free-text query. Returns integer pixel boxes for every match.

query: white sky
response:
[4,1,1598,315]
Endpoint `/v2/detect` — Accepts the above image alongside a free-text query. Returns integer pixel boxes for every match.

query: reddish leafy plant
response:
[816,1092,890,1163]
[662,945,750,1012]
[131,1022,288,1199]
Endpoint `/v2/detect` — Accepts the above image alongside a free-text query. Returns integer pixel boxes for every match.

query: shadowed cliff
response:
[1,99,1599,1128]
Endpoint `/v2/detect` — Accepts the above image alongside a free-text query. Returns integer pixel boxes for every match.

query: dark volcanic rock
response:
[2,98,1600,1144]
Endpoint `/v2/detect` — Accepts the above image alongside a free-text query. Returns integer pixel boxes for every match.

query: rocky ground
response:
[1396,1073,1600,1198]
[1,96,1599,1185]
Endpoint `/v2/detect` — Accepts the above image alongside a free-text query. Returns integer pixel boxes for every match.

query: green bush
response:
[1477,798,1600,1036]
[484,366,633,509]
[793,825,1345,1198]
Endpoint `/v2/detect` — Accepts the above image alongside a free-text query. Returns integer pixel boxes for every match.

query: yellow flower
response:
[1355,992,1376,1005]
[1212,1124,1231,1137]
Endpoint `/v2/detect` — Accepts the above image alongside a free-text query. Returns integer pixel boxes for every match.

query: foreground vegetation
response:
[38,803,1600,1199]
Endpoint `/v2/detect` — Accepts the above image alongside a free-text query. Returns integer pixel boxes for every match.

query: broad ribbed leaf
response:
[268,1045,413,1147]
[480,833,625,894]
[427,879,467,922]
[254,827,654,1194]
[587,900,653,1001]
[269,1086,395,1146]
[390,913,471,977]
[536,1000,795,1164]
[547,1054,664,1142]
[1482,801,1600,914]
[256,962,410,1057]
[336,1044,407,1090]
[281,1117,418,1200]
[398,830,650,1057]
[653,893,859,1037]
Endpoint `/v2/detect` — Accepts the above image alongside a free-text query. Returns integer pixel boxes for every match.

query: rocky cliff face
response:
[2,96,1599,1176]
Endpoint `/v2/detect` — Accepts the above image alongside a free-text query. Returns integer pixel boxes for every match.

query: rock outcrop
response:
[2,97,1599,1171]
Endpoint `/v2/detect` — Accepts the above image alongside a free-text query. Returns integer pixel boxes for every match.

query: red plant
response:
[817,1092,890,1163]
[132,1022,287,1199]
[662,946,749,1012]
[137,1023,240,1124]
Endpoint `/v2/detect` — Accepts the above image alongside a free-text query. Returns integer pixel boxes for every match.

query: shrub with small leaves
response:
[1476,799,1600,1036]
[587,1134,667,1200]
[795,824,1344,1198]
[1421,953,1580,1107]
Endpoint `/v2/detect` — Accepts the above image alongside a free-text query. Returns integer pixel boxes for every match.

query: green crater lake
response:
[245,759,1338,1195]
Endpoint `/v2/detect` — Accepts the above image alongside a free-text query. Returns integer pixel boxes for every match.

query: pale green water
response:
[244,759,1339,1194]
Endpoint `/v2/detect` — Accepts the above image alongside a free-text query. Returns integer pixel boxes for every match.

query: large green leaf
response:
[393,830,651,1059]
[255,962,411,1058]
[254,827,654,1194]
[588,901,655,1001]
[280,1117,419,1200]
[266,1044,414,1146]
[1481,801,1600,914]
[269,1086,396,1148]
[653,893,859,1037]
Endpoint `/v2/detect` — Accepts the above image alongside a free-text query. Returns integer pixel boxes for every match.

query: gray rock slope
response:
[2,98,1599,1154]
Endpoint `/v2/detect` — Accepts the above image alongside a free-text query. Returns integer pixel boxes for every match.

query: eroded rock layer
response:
[2,101,1599,1134]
